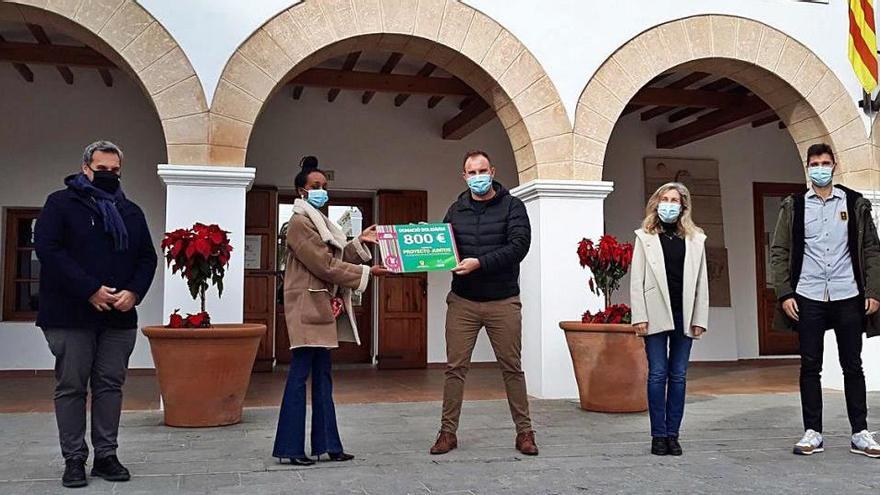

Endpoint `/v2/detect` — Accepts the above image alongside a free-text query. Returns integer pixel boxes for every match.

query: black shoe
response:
[279,456,316,466]
[91,455,131,482]
[651,437,669,456]
[666,437,683,456]
[327,452,355,462]
[62,459,88,488]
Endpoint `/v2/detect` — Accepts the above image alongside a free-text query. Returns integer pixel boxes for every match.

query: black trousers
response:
[795,295,868,434]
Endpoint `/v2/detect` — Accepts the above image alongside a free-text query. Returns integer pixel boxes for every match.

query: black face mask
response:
[90,170,121,194]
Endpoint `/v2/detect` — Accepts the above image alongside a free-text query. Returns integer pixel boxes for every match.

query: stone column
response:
[511,180,614,399]
[157,165,255,324]
[822,190,880,392]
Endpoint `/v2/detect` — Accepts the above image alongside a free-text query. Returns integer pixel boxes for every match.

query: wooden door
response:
[754,182,805,355]
[275,196,296,364]
[376,190,428,369]
[327,196,374,364]
[244,186,278,372]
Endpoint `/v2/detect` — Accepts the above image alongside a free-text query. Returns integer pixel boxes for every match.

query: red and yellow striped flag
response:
[849,0,878,93]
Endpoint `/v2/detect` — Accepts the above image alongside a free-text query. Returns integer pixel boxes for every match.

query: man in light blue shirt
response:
[797,186,860,302]
[771,143,880,459]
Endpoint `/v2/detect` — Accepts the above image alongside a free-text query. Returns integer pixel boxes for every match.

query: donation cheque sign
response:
[377,223,459,273]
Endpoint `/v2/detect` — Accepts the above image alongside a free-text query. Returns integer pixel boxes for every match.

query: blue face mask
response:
[808,166,833,187]
[467,174,493,196]
[657,202,681,224]
[305,189,328,209]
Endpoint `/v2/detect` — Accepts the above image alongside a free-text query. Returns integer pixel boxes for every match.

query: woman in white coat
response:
[630,182,709,456]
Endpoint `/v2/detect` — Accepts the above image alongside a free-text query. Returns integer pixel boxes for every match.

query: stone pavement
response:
[0,392,878,494]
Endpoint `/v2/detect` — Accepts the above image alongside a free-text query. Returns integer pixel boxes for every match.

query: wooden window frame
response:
[3,208,42,322]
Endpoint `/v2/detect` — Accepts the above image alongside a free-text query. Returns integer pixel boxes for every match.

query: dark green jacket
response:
[769,185,880,337]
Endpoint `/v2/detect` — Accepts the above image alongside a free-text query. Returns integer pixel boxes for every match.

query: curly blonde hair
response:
[641,182,703,238]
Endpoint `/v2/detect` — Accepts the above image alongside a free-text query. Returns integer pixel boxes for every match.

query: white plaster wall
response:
[516,182,614,399]
[603,112,805,361]
[246,88,517,363]
[0,64,167,369]
[139,0,871,133]
[159,171,252,327]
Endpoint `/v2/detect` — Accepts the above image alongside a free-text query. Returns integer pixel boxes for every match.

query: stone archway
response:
[4,0,210,165]
[574,14,875,189]
[209,0,572,183]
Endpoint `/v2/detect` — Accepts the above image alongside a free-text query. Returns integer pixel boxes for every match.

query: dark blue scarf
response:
[66,173,129,251]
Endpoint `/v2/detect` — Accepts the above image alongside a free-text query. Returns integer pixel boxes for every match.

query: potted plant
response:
[558,235,647,413]
[142,223,265,427]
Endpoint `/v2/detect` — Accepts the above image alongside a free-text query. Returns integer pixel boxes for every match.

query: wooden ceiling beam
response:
[427,95,444,108]
[751,114,780,128]
[0,40,113,69]
[622,72,676,116]
[58,64,74,84]
[395,62,437,106]
[98,68,113,87]
[630,86,749,108]
[362,52,402,104]
[657,97,773,148]
[328,51,361,102]
[666,78,739,123]
[292,67,475,97]
[639,71,710,121]
[27,24,73,84]
[0,34,33,82]
[621,104,641,116]
[640,106,673,121]
[667,107,706,123]
[443,98,493,140]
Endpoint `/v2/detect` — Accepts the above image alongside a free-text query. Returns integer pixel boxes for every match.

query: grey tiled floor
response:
[0,393,878,494]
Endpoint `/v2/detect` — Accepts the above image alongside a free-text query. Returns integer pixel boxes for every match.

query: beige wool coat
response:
[284,199,372,349]
[629,229,709,338]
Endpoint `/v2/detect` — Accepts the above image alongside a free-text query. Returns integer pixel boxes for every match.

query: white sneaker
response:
[793,429,824,455]
[850,430,880,458]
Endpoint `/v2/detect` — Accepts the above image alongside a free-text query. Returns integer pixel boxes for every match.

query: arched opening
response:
[0,3,201,370]
[209,0,571,178]
[243,33,520,372]
[212,0,572,378]
[576,16,873,365]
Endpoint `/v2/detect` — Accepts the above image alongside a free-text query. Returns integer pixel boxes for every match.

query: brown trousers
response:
[441,291,532,434]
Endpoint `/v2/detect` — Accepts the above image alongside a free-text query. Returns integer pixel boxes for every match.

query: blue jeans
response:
[644,313,693,438]
[272,347,343,458]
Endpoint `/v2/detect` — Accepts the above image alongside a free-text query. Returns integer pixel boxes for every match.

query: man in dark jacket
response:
[429,150,537,456]
[770,142,880,459]
[35,141,158,488]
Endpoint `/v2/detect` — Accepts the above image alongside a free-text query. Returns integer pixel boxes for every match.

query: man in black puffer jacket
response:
[429,150,537,457]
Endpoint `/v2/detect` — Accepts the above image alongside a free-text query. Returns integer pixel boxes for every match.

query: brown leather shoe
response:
[516,430,539,456]
[430,431,458,455]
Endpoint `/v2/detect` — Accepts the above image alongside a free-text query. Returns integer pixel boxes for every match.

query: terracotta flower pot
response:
[559,321,647,413]
[142,324,265,427]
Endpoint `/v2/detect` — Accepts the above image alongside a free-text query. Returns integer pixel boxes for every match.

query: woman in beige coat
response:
[273,157,387,466]
[630,182,709,457]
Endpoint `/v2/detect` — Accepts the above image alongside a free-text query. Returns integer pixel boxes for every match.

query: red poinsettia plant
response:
[160,223,233,329]
[577,235,634,324]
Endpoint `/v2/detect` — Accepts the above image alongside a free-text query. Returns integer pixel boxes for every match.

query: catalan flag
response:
[849,0,878,93]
